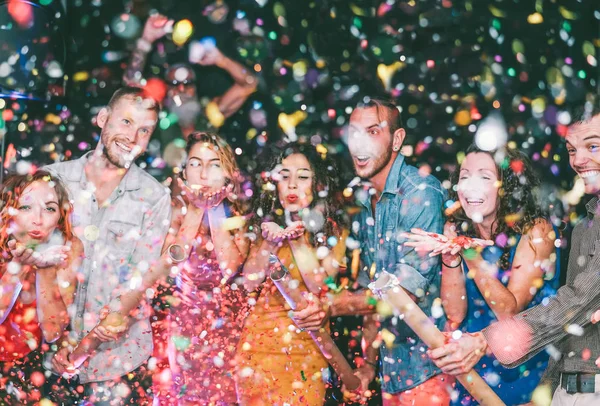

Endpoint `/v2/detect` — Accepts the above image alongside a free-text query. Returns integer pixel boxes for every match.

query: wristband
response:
[442,254,463,268]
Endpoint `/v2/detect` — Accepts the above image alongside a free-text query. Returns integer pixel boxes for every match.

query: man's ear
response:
[96,108,109,129]
[392,128,406,151]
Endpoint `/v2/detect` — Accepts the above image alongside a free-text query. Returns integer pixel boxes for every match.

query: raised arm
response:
[122,14,174,86]
[206,203,249,280]
[194,47,257,120]
[439,222,468,327]
[36,237,84,343]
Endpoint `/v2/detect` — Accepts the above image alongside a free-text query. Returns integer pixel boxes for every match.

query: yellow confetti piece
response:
[278,110,307,135]
[206,101,225,128]
[530,383,552,406]
[221,216,246,231]
[23,307,37,323]
[45,113,62,125]
[376,300,394,318]
[527,12,543,24]
[73,71,89,82]
[173,19,194,46]
[377,61,404,91]
[39,399,55,406]
[558,6,578,20]
[488,5,507,18]
[381,328,396,348]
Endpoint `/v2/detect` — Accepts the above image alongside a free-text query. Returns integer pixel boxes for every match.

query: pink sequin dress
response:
[169,220,246,405]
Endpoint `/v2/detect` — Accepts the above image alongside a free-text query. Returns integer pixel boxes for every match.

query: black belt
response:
[561,372,598,394]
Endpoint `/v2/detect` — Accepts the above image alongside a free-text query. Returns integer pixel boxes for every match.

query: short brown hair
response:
[107,86,160,114]
[355,97,403,134]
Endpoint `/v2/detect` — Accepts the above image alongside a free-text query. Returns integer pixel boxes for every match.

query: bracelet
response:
[442,255,463,268]
[167,244,187,263]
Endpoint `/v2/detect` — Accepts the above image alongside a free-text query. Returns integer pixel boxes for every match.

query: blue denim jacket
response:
[355,154,447,394]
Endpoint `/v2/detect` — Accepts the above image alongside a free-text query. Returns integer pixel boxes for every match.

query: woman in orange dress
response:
[236,143,348,405]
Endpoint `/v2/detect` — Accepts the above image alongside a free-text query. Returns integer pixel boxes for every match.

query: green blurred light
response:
[268,31,277,40]
[492,19,501,30]
[159,117,171,130]
[507,67,516,77]
[578,70,587,79]
[353,17,362,29]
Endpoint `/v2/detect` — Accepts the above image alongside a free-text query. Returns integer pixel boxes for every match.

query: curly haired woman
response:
[405,145,561,405]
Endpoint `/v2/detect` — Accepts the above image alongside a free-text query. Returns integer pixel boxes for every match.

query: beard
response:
[352,141,394,180]
[164,94,202,128]
[101,131,139,169]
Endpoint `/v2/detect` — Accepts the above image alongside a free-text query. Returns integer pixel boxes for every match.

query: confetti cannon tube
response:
[369,271,505,406]
[269,257,362,392]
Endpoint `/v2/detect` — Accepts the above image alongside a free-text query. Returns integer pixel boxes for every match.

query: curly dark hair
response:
[448,145,547,269]
[251,142,347,244]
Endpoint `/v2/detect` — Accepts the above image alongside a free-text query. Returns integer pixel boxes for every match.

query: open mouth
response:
[115,141,133,153]
[579,170,600,179]
[466,198,484,206]
[354,155,370,166]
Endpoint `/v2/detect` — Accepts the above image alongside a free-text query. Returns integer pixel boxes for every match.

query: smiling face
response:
[276,153,314,213]
[457,152,500,224]
[184,143,228,192]
[566,114,600,195]
[97,95,158,168]
[11,181,61,247]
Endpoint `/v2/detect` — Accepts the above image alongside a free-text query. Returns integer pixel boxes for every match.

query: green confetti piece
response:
[172,335,191,351]
[367,296,378,306]
[301,370,307,381]
[463,248,478,260]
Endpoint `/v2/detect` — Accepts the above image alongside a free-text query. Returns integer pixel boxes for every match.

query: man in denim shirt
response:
[293,98,450,404]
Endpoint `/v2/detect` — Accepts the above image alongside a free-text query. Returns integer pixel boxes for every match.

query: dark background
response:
[0,1,599,403]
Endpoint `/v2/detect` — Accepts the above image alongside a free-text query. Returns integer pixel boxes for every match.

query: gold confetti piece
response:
[527,12,543,24]
[73,71,89,82]
[376,300,394,318]
[278,110,307,135]
[206,101,225,128]
[381,328,396,347]
[530,383,552,406]
[377,62,404,91]
[222,216,246,230]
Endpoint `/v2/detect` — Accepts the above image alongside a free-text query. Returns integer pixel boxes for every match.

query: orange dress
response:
[236,232,347,406]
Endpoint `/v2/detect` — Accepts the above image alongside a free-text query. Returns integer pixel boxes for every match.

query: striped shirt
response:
[483,196,600,389]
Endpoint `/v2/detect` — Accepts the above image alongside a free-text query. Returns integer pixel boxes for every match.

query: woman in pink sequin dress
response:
[167,132,250,405]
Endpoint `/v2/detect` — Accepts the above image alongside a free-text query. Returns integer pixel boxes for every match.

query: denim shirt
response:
[355,154,446,394]
[46,152,172,383]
